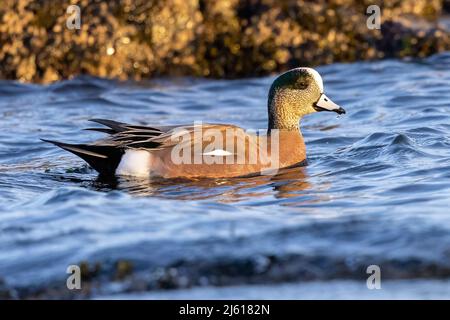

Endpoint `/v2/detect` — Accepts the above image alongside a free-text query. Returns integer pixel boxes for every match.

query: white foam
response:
[115,149,151,177]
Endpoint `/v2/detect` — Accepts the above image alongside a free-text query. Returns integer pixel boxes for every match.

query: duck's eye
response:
[296,81,309,90]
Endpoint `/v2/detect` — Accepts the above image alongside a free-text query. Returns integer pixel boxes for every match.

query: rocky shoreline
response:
[1,0,450,83]
[2,252,450,299]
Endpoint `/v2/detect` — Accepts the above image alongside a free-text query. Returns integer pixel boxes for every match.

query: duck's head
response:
[268,67,345,130]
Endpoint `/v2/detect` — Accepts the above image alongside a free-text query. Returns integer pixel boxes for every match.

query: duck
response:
[42,67,345,178]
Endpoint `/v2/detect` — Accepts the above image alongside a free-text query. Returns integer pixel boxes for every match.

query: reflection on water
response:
[1,53,450,298]
[97,166,310,202]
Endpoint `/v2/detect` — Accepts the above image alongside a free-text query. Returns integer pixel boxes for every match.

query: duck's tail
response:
[41,139,124,176]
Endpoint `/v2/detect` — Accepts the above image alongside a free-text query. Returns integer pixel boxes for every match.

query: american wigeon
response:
[43,67,345,178]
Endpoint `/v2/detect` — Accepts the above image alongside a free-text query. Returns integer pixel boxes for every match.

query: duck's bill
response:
[313,93,346,114]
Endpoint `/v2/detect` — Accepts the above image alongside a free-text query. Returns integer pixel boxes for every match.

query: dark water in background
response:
[1,53,450,298]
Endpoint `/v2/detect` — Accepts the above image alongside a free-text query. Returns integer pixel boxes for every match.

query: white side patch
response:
[304,67,324,92]
[202,149,233,156]
[115,150,151,177]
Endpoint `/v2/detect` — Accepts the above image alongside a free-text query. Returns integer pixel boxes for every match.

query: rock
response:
[0,0,449,83]
[378,17,450,58]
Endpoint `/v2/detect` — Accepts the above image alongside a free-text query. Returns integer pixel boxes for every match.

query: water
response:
[1,53,450,299]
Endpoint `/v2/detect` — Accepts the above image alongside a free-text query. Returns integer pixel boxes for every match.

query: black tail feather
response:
[41,139,124,176]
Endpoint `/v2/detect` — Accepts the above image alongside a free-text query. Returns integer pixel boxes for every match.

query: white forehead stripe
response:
[304,67,324,92]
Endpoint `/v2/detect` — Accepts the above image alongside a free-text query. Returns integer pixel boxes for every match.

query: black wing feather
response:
[89,119,131,133]
[84,127,117,134]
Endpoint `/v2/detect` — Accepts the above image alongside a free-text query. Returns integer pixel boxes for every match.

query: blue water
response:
[1,53,450,298]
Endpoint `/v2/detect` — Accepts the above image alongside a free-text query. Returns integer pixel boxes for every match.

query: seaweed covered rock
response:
[0,0,449,82]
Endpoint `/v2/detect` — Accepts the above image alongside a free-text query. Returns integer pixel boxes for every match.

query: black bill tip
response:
[335,107,346,115]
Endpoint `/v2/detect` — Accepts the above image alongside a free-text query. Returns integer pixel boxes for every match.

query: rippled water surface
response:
[1,54,450,298]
